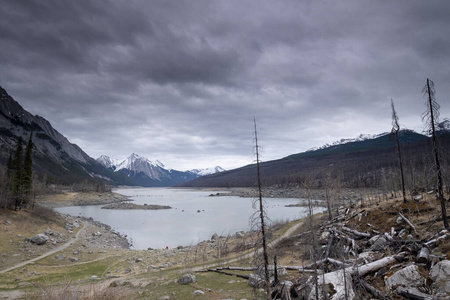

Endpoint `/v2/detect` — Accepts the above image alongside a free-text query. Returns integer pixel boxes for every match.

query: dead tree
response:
[422,78,449,230]
[253,117,271,299]
[391,99,407,203]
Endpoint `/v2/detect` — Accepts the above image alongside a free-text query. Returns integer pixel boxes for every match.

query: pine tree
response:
[23,134,33,199]
[12,136,23,210]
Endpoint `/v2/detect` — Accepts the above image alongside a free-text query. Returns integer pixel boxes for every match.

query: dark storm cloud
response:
[1,0,450,169]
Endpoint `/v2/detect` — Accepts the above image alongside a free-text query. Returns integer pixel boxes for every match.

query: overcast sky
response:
[1,1,450,170]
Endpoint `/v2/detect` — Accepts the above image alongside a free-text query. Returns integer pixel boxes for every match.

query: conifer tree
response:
[23,134,33,198]
[12,136,23,210]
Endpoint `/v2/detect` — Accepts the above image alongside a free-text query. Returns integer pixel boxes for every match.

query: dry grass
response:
[23,278,134,300]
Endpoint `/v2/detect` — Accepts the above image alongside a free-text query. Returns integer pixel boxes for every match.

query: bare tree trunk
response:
[391,99,407,203]
[423,78,449,230]
[254,118,271,299]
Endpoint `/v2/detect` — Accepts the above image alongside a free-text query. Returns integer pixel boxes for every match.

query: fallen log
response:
[416,247,430,264]
[424,233,449,247]
[279,266,318,273]
[358,279,392,300]
[399,212,417,234]
[206,269,250,279]
[347,252,407,277]
[396,286,439,300]
[341,226,371,239]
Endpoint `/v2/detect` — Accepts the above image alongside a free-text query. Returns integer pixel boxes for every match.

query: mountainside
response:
[97,154,224,187]
[0,85,117,184]
[182,129,450,190]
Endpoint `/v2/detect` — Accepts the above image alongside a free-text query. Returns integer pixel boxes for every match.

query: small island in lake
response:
[101,203,172,210]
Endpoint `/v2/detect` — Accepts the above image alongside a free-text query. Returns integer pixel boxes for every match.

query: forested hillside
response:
[182,129,450,193]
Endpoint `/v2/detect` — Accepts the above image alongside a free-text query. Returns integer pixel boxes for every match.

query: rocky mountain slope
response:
[0,85,115,184]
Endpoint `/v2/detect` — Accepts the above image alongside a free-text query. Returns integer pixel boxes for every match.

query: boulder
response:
[31,234,48,245]
[307,270,355,300]
[178,274,196,285]
[211,233,219,241]
[369,235,388,251]
[385,265,424,290]
[69,257,78,262]
[430,260,450,295]
[248,273,265,288]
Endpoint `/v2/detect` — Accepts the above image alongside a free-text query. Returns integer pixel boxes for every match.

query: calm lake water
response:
[55,188,323,249]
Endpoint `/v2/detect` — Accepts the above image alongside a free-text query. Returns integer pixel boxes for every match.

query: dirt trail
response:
[0,223,91,274]
[191,220,304,271]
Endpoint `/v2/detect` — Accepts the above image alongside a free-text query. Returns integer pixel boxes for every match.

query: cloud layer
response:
[1,1,450,170]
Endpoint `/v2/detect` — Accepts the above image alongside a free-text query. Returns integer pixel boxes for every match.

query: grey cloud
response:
[1,1,450,170]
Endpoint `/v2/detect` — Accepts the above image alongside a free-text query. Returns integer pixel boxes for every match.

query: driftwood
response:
[396,286,439,300]
[399,212,417,234]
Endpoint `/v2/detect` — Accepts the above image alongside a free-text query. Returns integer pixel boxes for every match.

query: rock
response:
[31,234,48,245]
[192,290,205,295]
[307,269,355,300]
[430,260,450,295]
[385,265,424,290]
[55,255,65,260]
[69,257,78,262]
[319,230,331,243]
[135,258,142,263]
[235,231,244,238]
[178,274,196,285]
[396,216,404,224]
[124,268,131,274]
[211,233,219,241]
[90,275,100,280]
[248,274,265,288]
[369,235,388,251]
[5,220,12,225]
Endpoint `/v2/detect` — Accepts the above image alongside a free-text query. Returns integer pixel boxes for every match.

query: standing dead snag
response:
[422,78,449,230]
[391,99,407,203]
[253,117,271,299]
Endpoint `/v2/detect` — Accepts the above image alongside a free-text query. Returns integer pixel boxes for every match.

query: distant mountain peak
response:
[437,119,450,131]
[307,132,390,152]
[189,166,225,176]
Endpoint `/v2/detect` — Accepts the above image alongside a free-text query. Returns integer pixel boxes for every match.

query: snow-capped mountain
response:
[437,119,450,132]
[189,166,225,176]
[307,132,389,152]
[96,155,121,170]
[96,154,224,187]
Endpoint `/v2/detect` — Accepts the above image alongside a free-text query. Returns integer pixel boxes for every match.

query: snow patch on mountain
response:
[308,132,390,152]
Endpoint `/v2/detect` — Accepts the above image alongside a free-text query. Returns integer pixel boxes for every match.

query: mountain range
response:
[0,86,223,187]
[96,153,224,187]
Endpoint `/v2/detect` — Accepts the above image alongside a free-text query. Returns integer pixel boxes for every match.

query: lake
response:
[55,187,323,249]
